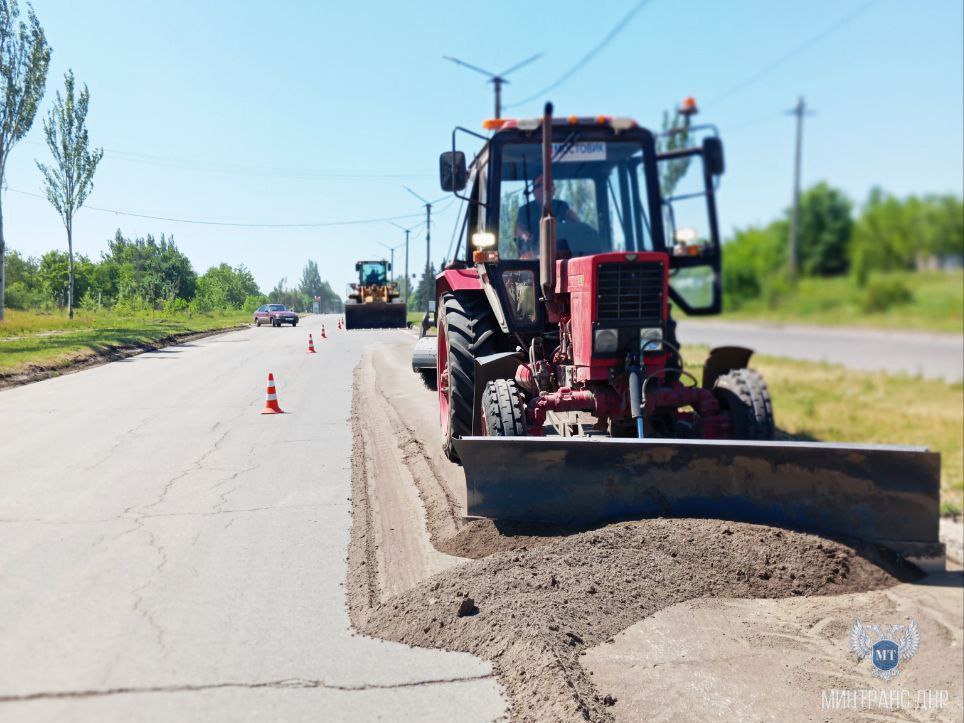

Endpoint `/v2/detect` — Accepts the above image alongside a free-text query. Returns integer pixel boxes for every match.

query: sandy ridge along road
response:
[0,315,505,723]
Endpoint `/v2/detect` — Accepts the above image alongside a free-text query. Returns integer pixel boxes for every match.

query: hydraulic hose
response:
[627,353,644,439]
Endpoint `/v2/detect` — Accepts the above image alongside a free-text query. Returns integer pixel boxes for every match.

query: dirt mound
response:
[353,517,914,722]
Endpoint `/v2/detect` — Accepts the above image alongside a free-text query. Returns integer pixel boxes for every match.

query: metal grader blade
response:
[344,302,408,329]
[453,436,944,570]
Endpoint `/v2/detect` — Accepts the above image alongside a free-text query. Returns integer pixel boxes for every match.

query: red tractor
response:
[428,102,772,458]
[410,101,942,570]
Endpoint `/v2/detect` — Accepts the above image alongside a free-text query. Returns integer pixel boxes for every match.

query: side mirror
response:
[439,151,467,192]
[703,137,725,176]
[355,262,362,271]
[387,262,392,271]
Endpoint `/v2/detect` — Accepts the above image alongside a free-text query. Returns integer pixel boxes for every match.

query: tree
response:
[792,182,853,277]
[195,263,260,311]
[37,69,104,318]
[409,262,436,312]
[267,276,307,311]
[0,0,50,321]
[656,107,693,197]
[298,259,324,298]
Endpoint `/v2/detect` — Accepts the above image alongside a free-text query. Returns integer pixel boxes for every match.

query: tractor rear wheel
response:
[713,368,775,440]
[481,379,527,437]
[438,291,498,461]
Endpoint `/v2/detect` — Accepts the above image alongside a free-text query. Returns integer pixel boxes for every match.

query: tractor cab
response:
[441,112,725,333]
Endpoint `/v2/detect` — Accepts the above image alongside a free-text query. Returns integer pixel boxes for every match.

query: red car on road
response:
[254,304,299,327]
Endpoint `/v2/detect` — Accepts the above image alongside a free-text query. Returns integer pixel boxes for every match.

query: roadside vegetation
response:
[719,184,963,333]
[1,231,344,377]
[682,345,964,510]
[720,269,963,333]
[0,307,249,375]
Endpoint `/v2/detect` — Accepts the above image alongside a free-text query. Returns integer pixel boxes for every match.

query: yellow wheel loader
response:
[344,260,407,329]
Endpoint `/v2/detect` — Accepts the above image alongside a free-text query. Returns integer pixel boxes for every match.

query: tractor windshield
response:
[497,140,654,260]
[359,262,387,285]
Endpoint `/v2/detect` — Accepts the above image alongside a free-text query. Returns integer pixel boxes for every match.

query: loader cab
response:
[442,117,724,333]
[355,260,390,286]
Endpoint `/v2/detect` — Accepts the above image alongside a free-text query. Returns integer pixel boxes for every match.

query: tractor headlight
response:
[640,327,663,353]
[594,327,619,354]
[471,232,496,249]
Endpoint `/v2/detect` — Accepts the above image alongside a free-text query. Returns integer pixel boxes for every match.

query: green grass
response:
[717,270,963,334]
[0,308,249,375]
[682,344,964,509]
[408,309,434,327]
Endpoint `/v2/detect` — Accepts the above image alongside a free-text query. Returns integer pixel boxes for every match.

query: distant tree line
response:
[268,260,342,313]
[723,183,963,310]
[3,231,343,316]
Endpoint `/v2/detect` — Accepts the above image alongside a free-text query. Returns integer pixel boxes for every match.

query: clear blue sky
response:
[4,0,962,294]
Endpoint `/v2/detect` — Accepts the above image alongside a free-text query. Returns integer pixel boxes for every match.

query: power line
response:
[6,187,424,229]
[704,0,882,109]
[23,139,434,181]
[504,0,654,110]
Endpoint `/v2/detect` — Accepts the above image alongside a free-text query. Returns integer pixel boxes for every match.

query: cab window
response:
[497,140,654,259]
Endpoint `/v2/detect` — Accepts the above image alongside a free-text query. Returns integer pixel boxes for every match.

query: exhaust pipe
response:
[539,102,556,302]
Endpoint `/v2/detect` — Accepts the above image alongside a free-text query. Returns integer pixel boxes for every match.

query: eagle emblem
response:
[850,618,921,680]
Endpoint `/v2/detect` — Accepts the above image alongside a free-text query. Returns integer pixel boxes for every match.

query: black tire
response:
[481,379,527,436]
[439,291,498,461]
[419,368,437,391]
[291,321,298,327]
[255,319,261,327]
[713,368,775,440]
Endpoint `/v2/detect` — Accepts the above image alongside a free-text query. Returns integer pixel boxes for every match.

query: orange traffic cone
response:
[307,334,316,353]
[320,324,327,339]
[261,373,284,414]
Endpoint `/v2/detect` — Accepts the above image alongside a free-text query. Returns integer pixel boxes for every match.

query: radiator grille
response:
[596,262,664,324]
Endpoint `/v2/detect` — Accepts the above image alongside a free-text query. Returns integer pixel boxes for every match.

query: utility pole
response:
[404,185,444,259]
[388,221,418,302]
[442,53,542,119]
[786,96,814,280]
[378,241,404,283]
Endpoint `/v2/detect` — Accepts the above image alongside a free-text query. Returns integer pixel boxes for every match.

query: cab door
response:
[657,137,725,315]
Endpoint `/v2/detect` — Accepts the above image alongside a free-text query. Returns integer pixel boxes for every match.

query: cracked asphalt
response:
[0,314,505,722]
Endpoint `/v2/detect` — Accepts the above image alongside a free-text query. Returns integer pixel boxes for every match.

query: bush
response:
[4,281,45,310]
[859,278,913,313]
[242,294,266,313]
[163,297,190,314]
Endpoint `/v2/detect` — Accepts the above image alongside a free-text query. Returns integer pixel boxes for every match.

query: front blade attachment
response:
[453,436,944,570]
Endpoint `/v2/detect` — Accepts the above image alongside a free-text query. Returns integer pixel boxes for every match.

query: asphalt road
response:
[677,319,963,382]
[0,315,504,722]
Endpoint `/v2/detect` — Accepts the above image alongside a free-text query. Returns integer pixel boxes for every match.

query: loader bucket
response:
[453,436,945,571]
[344,302,408,330]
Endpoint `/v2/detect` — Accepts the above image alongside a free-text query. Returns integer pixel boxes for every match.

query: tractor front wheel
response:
[481,379,527,437]
[713,368,775,440]
[438,291,497,462]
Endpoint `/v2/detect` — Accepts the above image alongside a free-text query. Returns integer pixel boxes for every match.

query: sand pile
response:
[351,515,914,722]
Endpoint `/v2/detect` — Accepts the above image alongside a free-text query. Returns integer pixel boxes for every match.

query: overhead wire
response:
[504,0,654,109]
[704,0,883,109]
[23,139,434,181]
[6,187,424,229]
